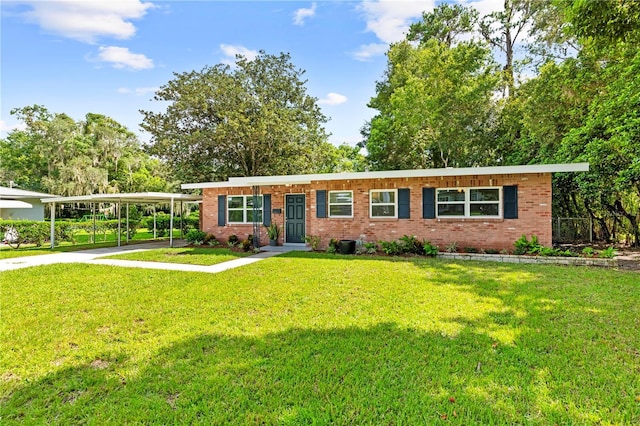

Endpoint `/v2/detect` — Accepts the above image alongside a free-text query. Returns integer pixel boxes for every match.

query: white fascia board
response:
[182,163,589,189]
[43,193,201,204]
[0,200,33,208]
[181,181,246,190]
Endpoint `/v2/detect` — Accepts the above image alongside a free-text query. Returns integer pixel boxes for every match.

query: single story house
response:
[0,186,57,221]
[182,163,589,250]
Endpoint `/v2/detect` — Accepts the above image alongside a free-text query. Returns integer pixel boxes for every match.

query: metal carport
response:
[41,192,201,249]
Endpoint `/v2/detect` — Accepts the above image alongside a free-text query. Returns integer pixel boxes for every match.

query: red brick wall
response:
[200,173,553,251]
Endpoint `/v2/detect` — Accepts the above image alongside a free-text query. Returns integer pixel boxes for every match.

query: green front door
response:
[285,194,305,243]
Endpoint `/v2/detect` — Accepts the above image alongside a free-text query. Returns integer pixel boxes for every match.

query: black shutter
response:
[422,188,435,219]
[503,186,518,219]
[317,190,327,218]
[262,194,271,226]
[398,188,410,219]
[217,195,226,226]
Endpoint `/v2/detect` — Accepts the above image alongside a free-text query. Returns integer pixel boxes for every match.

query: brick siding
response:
[200,173,553,251]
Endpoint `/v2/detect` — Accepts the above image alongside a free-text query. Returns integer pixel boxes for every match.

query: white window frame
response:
[370,189,398,219]
[227,195,263,224]
[436,187,502,218]
[328,190,354,218]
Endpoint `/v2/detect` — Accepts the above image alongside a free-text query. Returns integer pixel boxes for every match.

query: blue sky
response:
[1,0,502,145]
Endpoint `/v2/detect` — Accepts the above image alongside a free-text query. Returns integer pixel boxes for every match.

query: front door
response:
[285,194,305,243]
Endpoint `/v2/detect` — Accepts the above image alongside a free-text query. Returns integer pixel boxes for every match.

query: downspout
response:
[252,185,261,249]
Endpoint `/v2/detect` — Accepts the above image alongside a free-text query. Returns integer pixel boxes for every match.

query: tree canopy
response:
[365,4,499,170]
[361,0,640,245]
[0,105,172,196]
[141,51,331,183]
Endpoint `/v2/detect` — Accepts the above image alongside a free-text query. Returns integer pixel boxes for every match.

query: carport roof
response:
[41,192,201,204]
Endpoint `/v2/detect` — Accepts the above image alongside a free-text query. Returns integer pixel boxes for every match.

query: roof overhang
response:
[0,200,33,209]
[41,192,202,204]
[181,162,590,190]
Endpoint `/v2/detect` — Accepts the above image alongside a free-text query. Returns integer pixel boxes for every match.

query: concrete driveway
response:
[0,241,281,273]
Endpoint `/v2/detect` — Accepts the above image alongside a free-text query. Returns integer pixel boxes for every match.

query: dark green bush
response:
[380,240,402,255]
[185,229,207,245]
[423,241,439,256]
[513,235,541,255]
[399,235,424,255]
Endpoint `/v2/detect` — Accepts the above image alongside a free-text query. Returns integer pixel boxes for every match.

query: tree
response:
[364,39,499,170]
[140,51,330,182]
[407,3,478,48]
[0,106,172,196]
[479,0,535,97]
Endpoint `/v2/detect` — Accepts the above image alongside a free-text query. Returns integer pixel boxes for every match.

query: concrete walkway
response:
[0,241,283,274]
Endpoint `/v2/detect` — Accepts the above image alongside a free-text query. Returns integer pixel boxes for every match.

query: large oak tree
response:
[140,51,331,182]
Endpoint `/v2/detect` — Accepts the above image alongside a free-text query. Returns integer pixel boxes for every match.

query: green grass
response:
[1,253,639,424]
[0,229,182,259]
[103,247,252,265]
[0,247,54,259]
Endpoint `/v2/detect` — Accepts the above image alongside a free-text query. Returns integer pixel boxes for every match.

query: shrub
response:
[380,240,401,256]
[185,229,207,245]
[1,220,50,248]
[399,235,424,255]
[326,238,339,254]
[445,241,458,253]
[483,248,499,254]
[364,242,378,254]
[463,247,478,253]
[203,233,219,246]
[513,235,542,255]
[304,235,321,251]
[598,247,616,258]
[241,239,253,252]
[423,241,439,257]
[581,247,595,257]
[228,234,239,245]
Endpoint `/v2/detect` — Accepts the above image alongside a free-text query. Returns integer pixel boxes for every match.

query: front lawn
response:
[1,254,638,424]
[102,247,252,265]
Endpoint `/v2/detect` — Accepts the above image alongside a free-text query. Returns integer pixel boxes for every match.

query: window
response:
[436,187,500,218]
[227,195,263,223]
[328,191,353,218]
[370,189,397,218]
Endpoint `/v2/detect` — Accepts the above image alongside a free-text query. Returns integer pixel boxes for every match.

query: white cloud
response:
[118,86,158,95]
[220,44,259,65]
[0,120,26,135]
[352,43,389,62]
[293,2,317,26]
[20,0,155,43]
[318,92,348,106]
[458,0,503,19]
[97,46,154,70]
[357,0,435,44]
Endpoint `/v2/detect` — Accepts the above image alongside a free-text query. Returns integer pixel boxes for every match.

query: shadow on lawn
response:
[3,322,638,424]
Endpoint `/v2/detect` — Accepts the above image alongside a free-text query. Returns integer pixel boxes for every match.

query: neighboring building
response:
[0,186,57,221]
[182,163,589,251]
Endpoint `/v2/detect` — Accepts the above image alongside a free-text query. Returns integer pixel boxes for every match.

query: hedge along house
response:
[182,163,589,251]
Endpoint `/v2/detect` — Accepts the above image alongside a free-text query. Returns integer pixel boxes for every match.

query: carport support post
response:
[117,201,121,247]
[49,202,56,249]
[169,197,175,248]
[153,205,157,239]
[180,201,184,239]
[92,202,96,244]
[126,203,130,243]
